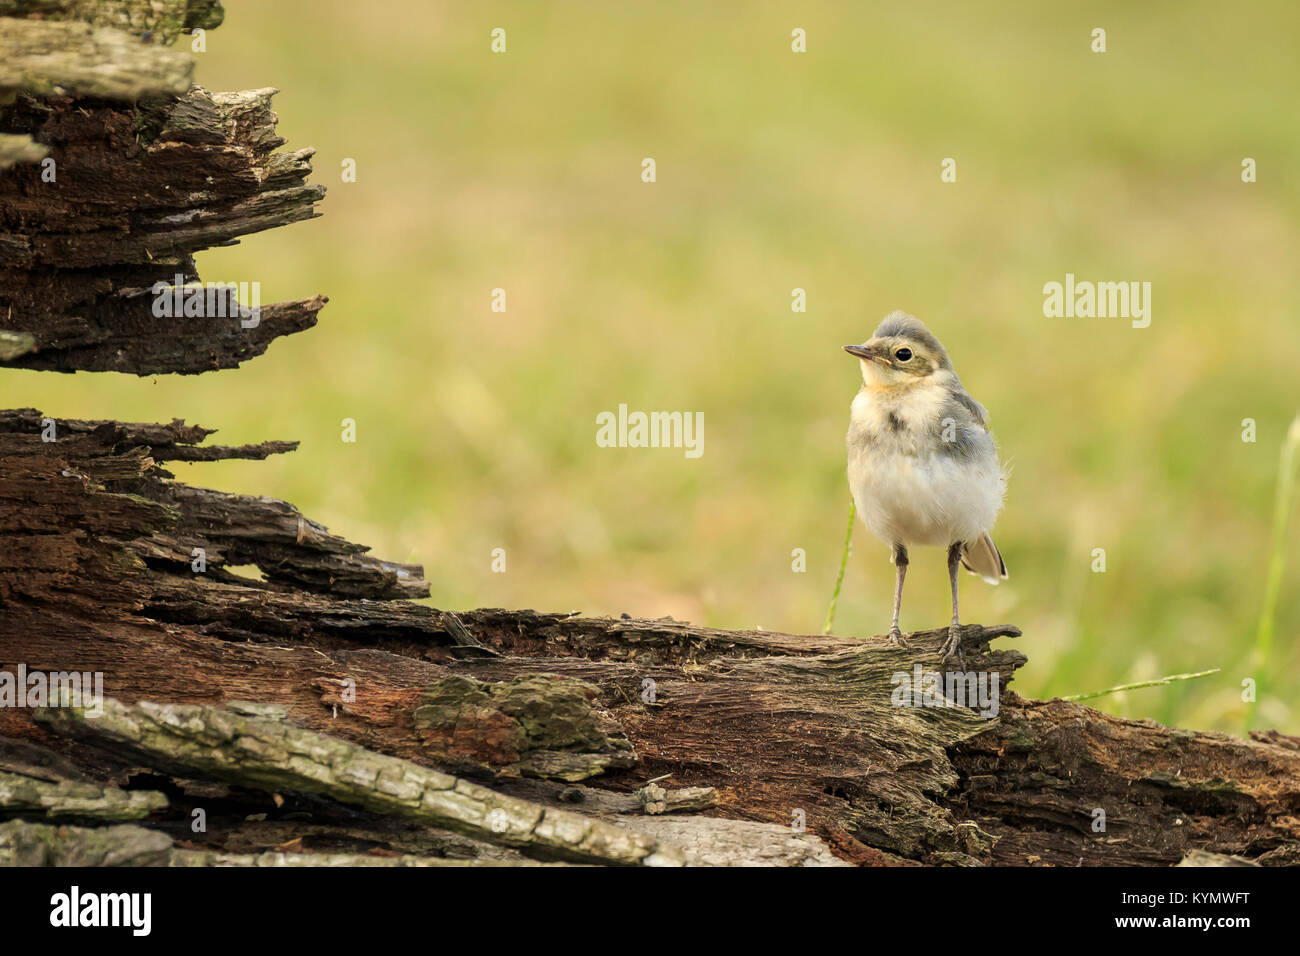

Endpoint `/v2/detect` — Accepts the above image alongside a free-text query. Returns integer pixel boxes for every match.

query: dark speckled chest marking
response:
[849,371,998,471]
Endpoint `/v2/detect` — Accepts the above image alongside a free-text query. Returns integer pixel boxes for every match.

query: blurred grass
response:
[4,0,1298,732]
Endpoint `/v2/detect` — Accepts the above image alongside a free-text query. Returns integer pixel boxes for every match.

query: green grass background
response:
[6,1,1298,732]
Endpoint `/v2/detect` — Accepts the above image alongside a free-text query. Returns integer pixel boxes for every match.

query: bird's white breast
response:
[846,385,1004,549]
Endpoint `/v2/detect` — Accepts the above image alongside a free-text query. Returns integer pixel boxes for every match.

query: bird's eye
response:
[895,348,913,362]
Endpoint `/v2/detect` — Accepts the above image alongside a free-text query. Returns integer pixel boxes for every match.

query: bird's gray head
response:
[843,311,953,387]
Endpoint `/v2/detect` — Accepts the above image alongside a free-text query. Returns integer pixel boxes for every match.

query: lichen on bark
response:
[413,673,636,782]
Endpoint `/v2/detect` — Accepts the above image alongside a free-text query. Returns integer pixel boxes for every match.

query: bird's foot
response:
[886,627,910,649]
[940,625,965,668]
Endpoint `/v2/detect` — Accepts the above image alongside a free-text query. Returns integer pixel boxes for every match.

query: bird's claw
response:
[886,627,910,649]
[940,626,965,668]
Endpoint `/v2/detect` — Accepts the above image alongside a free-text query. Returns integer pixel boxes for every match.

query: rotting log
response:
[3,411,1300,866]
[3,0,1298,870]
[0,3,324,374]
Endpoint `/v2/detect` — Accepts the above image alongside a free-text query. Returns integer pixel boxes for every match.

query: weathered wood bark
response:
[0,821,565,867]
[0,18,193,98]
[0,1,224,46]
[0,3,324,374]
[34,698,683,866]
[0,768,166,820]
[2,410,1298,866]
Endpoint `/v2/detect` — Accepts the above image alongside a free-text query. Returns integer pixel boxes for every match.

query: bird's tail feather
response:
[961,533,1008,584]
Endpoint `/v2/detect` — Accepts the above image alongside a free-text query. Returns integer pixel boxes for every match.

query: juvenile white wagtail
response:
[844,311,1008,664]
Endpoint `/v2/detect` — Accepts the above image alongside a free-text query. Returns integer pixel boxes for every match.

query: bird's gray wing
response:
[934,386,994,461]
[946,387,988,429]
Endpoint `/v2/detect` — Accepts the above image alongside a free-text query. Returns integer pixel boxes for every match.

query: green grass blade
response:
[823,499,855,635]
[1063,668,1221,702]
[1247,410,1300,730]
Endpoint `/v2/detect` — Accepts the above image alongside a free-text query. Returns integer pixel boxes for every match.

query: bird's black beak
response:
[843,344,886,364]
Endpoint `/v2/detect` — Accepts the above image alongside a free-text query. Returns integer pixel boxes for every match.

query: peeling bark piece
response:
[413,674,636,781]
[35,698,684,866]
[0,407,296,464]
[612,816,850,867]
[226,701,287,721]
[0,409,435,604]
[115,480,430,600]
[4,294,327,375]
[635,784,716,815]
[0,819,172,866]
[0,86,325,374]
[2,87,321,264]
[0,20,192,99]
[0,769,167,819]
[133,483,429,600]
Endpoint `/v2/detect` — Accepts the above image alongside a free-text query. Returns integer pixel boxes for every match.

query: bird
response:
[843,311,1008,665]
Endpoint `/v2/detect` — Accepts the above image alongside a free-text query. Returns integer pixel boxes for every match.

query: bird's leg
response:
[887,544,909,648]
[941,542,964,666]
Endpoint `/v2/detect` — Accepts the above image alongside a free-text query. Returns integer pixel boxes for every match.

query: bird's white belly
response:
[848,448,1002,549]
